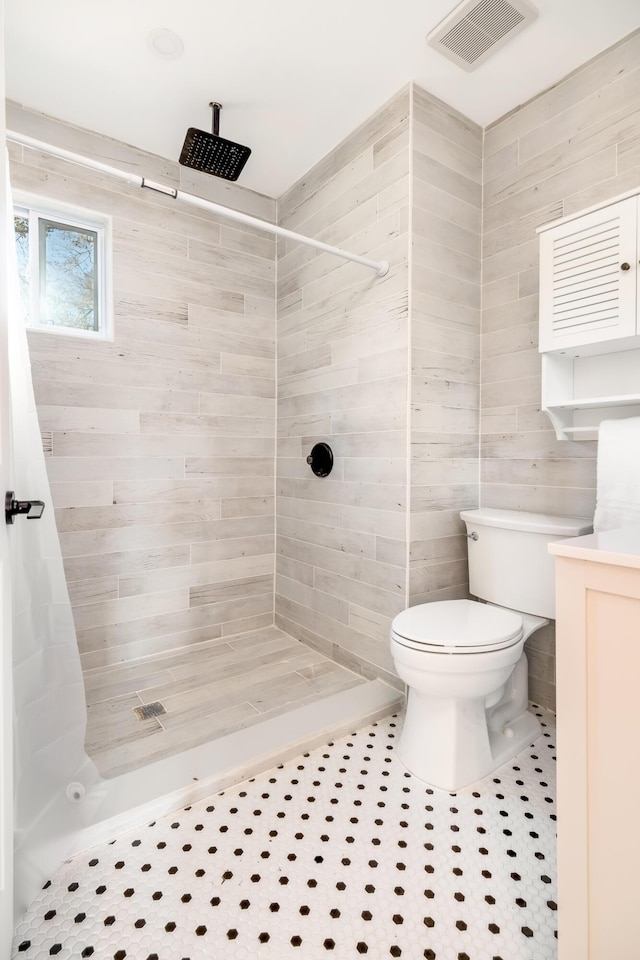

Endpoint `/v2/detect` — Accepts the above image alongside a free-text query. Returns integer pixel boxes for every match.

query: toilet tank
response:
[460,508,592,619]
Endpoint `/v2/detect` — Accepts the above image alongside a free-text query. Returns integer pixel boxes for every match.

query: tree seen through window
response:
[40,219,98,330]
[14,204,104,335]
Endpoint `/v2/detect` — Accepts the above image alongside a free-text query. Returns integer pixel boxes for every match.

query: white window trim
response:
[14,191,113,341]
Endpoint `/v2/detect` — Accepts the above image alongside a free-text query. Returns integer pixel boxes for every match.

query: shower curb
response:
[15,680,403,916]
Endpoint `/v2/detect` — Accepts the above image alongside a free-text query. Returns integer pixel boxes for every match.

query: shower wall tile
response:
[279,88,410,223]
[62,545,191,582]
[6,101,181,186]
[35,406,140,435]
[67,576,119,607]
[76,594,274,657]
[59,515,274,558]
[49,481,114,509]
[190,535,274,565]
[179,166,276,222]
[409,85,482,606]
[71,588,190,633]
[275,87,411,681]
[54,500,224,534]
[9,102,276,670]
[480,28,640,709]
[33,380,201,415]
[117,554,273,599]
[28,353,274,398]
[275,85,485,679]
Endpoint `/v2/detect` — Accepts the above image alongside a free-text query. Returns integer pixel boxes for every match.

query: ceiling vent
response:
[427,0,538,71]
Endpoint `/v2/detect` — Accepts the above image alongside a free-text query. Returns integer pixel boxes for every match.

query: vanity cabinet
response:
[550,531,640,960]
[538,193,640,440]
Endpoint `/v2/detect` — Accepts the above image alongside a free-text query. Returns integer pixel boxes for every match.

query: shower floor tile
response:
[12,707,557,960]
[83,626,367,777]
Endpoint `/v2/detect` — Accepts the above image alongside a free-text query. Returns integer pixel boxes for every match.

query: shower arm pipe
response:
[6,131,390,278]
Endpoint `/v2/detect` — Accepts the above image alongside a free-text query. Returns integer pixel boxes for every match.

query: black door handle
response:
[5,491,46,524]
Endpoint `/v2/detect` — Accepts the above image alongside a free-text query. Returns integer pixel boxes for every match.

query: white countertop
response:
[549,524,640,569]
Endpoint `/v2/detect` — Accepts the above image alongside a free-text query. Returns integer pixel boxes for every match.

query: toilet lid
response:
[391,600,523,652]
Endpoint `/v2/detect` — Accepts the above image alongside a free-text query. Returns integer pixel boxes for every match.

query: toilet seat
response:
[391,600,523,654]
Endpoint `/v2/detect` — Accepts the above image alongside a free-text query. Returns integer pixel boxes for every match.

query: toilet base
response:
[395,690,541,792]
[486,707,542,777]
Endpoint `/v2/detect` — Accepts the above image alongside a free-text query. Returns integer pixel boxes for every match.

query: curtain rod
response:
[6,131,390,278]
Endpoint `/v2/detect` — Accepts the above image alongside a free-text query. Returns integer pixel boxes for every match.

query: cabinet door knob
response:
[621,262,631,270]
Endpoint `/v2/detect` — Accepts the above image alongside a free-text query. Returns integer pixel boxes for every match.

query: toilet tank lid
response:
[460,508,592,537]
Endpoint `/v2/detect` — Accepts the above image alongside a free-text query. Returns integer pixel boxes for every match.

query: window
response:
[14,197,112,338]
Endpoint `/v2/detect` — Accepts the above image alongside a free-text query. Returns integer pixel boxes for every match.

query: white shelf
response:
[542,350,640,441]
[562,426,603,435]
[547,394,640,412]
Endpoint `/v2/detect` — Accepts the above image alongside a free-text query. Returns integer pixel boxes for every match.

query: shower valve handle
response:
[5,491,46,524]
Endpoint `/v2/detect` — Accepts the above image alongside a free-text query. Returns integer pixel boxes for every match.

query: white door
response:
[0,261,13,956]
[0,1,16,947]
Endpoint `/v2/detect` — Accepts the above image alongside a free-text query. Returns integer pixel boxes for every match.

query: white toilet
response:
[390,508,592,792]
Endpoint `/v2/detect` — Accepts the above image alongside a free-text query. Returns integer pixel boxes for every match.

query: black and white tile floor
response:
[12,708,557,960]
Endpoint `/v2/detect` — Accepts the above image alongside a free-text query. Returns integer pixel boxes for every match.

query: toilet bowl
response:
[391,600,543,791]
[390,508,593,792]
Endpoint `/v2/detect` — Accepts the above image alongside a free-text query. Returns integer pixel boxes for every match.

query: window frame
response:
[14,192,113,341]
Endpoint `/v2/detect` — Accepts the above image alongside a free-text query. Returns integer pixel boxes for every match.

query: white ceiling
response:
[5,0,640,199]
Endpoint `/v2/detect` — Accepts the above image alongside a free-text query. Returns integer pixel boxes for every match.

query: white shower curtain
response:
[6,163,97,911]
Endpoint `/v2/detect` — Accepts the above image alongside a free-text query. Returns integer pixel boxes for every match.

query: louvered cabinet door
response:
[539,197,638,353]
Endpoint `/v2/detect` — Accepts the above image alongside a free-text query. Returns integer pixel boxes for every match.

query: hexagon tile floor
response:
[11,707,557,960]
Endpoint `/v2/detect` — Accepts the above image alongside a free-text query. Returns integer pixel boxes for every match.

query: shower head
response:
[179,101,251,182]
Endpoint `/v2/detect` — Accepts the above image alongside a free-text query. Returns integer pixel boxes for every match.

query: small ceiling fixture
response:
[148,28,184,60]
[427,0,538,71]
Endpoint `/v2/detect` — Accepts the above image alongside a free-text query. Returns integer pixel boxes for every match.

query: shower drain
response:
[133,701,166,720]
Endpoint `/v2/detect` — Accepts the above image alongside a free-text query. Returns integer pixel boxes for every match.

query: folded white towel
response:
[593,416,640,532]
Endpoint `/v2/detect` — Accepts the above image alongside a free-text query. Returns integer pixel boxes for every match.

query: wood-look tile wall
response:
[8,102,277,670]
[409,86,482,605]
[274,88,411,686]
[12,26,638,707]
[481,29,640,707]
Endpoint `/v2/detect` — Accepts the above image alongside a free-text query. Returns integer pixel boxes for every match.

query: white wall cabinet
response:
[550,530,640,960]
[539,196,638,353]
[539,192,640,440]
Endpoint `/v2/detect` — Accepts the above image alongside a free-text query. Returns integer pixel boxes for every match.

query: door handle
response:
[5,491,46,524]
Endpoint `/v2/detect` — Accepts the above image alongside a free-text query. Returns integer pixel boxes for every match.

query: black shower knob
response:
[306,443,333,478]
